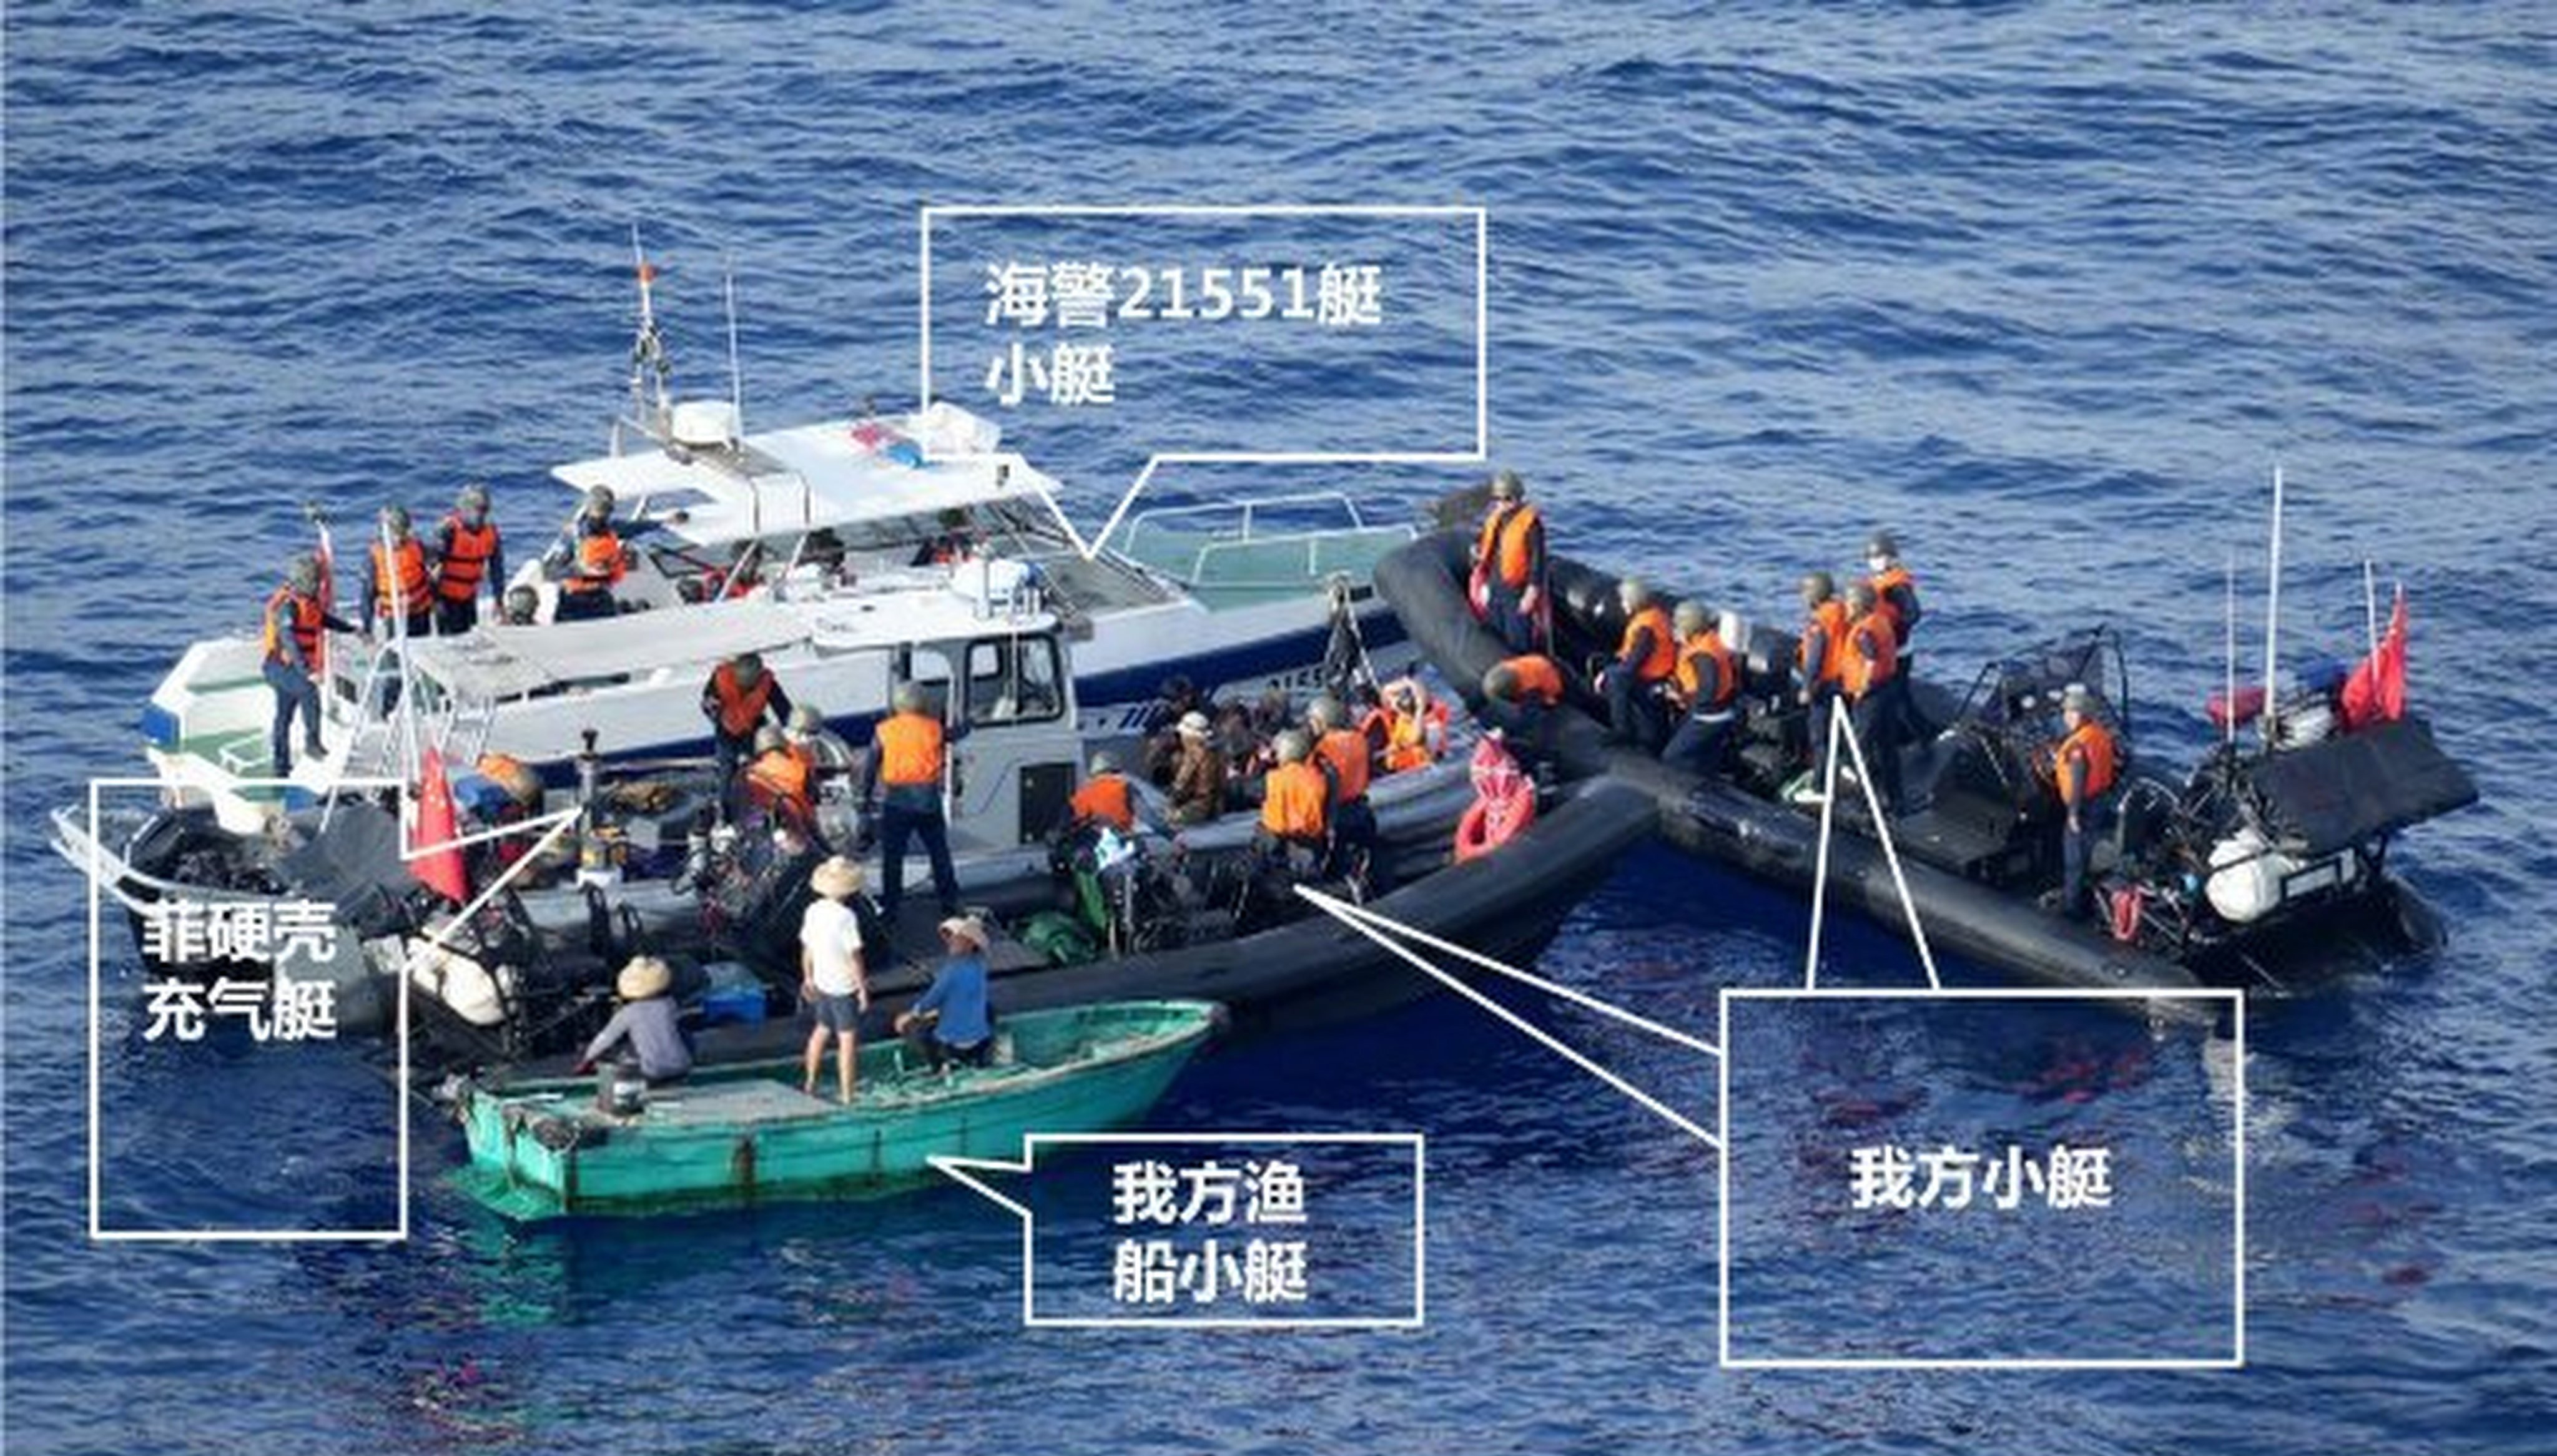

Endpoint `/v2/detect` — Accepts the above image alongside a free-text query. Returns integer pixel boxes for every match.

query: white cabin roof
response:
[407,588,1060,700]
[549,405,1059,547]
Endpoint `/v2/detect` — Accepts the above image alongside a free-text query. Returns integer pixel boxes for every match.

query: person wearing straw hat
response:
[574,955,692,1085]
[1165,710,1228,826]
[895,915,995,1072]
[799,855,871,1103]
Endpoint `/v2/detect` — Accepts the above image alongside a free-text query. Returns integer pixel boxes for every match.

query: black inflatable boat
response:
[1376,530,2477,1009]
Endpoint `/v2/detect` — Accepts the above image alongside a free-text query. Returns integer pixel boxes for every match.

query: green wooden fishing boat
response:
[453,1000,1221,1218]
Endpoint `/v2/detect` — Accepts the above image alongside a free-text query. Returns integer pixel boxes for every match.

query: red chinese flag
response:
[2340,589,2410,730]
[411,754,471,902]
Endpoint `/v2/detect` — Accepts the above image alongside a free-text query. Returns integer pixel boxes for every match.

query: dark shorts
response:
[809,991,861,1034]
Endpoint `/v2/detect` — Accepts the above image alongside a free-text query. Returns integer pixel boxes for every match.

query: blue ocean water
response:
[7,3,2555,1452]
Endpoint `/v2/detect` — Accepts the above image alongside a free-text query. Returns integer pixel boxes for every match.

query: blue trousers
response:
[1485,586,1538,654]
[879,800,960,918]
[1662,711,1734,775]
[263,660,323,775]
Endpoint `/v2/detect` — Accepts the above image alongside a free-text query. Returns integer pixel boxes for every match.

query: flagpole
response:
[2261,463,2285,748]
[2223,550,2237,749]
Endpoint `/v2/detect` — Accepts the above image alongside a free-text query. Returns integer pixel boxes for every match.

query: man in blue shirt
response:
[895,915,995,1071]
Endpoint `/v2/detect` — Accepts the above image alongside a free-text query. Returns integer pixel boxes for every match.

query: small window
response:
[965,634,1064,726]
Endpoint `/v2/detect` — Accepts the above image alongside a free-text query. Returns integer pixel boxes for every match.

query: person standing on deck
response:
[865,681,962,924]
[431,483,505,636]
[1468,470,1547,652]
[1601,576,1677,750]
[1840,580,1904,815]
[2049,684,2121,920]
[1865,529,1928,741]
[365,504,436,641]
[799,855,870,1103]
[1795,571,1850,800]
[260,552,361,777]
[700,651,794,809]
[1166,711,1228,826]
[553,486,628,622]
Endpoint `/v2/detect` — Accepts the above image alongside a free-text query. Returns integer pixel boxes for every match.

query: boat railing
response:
[1116,493,1416,591]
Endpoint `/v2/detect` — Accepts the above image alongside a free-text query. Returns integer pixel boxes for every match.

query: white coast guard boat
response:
[124,266,1418,832]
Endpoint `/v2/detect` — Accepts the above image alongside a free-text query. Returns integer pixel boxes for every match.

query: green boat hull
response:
[456,1000,1219,1218]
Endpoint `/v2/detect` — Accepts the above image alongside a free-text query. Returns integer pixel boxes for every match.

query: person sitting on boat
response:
[1307,697,1379,881]
[431,483,504,636]
[366,504,437,641]
[1068,750,1140,834]
[799,855,871,1103]
[1601,576,1678,750]
[574,955,692,1086]
[1139,675,1203,785]
[896,915,995,1071]
[260,552,362,777]
[744,724,822,842]
[1479,652,1566,760]
[701,651,795,810]
[1662,603,1741,776]
[1379,678,1449,774]
[1166,711,1228,826]
[865,681,962,924]
[1256,729,1332,874]
[1840,580,1905,815]
[1794,571,1850,802]
[1214,701,1265,782]
[553,486,629,622]
[1468,468,1546,652]
[2047,683,2121,920]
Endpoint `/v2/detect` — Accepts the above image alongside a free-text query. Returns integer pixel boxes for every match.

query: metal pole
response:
[2223,551,2237,748]
[2261,464,2285,747]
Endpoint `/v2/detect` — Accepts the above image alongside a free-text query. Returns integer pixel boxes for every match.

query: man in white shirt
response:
[799,855,870,1103]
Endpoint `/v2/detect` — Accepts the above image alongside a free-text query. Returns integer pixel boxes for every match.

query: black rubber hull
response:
[1374,531,2213,1015]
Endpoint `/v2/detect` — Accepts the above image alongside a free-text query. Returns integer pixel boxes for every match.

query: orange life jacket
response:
[1674,629,1738,711]
[436,515,500,603]
[370,538,431,619]
[1870,563,1918,642]
[745,747,812,819]
[262,586,326,671]
[1841,609,1899,700]
[873,710,945,788]
[1798,599,1850,686]
[706,663,779,739]
[1383,700,1448,773]
[1261,760,1330,840]
[2052,719,2119,805]
[1069,772,1136,831]
[1618,604,1676,683]
[1500,654,1565,705]
[1474,503,1542,590]
[564,528,625,593]
[1315,727,1372,804]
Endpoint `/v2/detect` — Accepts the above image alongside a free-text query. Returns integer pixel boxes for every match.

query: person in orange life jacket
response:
[1601,576,1678,750]
[1068,750,1139,834]
[864,681,962,923]
[1662,602,1742,775]
[431,483,505,636]
[1865,529,1929,741]
[553,486,628,622]
[1840,580,1905,815]
[1480,653,1566,760]
[365,504,436,640]
[1255,729,1331,872]
[744,724,824,842]
[260,553,361,777]
[1379,678,1447,773]
[699,651,794,809]
[2049,683,2121,920]
[1794,571,1850,798]
[1306,696,1379,882]
[1469,470,1547,652]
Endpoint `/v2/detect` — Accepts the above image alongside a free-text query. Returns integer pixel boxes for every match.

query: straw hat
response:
[937,915,989,952]
[1176,710,1212,739]
[809,855,864,900]
[616,955,673,1001]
